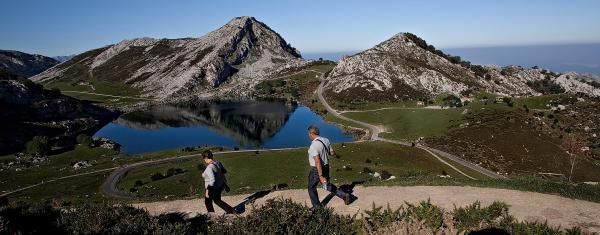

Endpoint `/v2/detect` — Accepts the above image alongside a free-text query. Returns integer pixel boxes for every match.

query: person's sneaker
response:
[343,193,351,205]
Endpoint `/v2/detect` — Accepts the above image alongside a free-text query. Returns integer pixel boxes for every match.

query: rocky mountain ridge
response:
[0,50,60,77]
[324,33,600,103]
[32,16,306,100]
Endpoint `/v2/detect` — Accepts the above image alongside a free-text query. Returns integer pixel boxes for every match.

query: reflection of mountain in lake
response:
[115,101,297,146]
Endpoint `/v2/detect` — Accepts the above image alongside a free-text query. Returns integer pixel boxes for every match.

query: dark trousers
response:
[205,186,235,213]
[308,165,347,208]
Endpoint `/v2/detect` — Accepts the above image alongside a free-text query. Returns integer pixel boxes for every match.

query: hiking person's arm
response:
[313,155,326,183]
[203,165,216,198]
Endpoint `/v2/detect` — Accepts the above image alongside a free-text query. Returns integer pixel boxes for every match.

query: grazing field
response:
[6,171,113,204]
[43,79,142,97]
[118,141,471,201]
[0,146,119,194]
[42,78,145,106]
[59,91,148,106]
[306,63,336,74]
[344,108,464,141]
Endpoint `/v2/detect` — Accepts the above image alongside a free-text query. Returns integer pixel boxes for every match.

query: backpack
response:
[211,161,230,192]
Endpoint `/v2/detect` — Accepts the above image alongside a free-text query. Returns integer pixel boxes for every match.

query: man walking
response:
[306,125,351,208]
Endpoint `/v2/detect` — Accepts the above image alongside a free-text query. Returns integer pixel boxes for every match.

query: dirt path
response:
[135,186,600,233]
[339,106,444,114]
[61,90,155,100]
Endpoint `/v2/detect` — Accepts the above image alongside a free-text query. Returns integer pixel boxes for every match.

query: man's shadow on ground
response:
[232,181,361,213]
[321,181,363,206]
[233,183,288,214]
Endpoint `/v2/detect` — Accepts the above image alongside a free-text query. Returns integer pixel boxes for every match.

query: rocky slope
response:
[324,33,600,103]
[32,16,305,100]
[53,55,76,63]
[0,50,60,77]
[0,70,118,154]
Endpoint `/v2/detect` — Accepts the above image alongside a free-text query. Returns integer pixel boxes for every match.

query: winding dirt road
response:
[135,186,600,233]
[61,90,155,100]
[315,72,504,180]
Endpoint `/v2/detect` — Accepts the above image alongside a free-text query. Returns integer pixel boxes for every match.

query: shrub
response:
[166,168,177,177]
[452,201,510,232]
[0,203,63,234]
[0,199,591,234]
[443,95,462,107]
[363,167,373,174]
[526,80,565,94]
[61,204,154,234]
[363,203,405,230]
[362,199,443,233]
[209,198,355,234]
[150,173,165,181]
[134,180,144,187]
[25,136,50,155]
[75,134,92,147]
[404,200,444,230]
[380,170,392,180]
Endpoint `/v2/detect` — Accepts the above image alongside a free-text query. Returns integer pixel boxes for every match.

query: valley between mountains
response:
[1,15,600,233]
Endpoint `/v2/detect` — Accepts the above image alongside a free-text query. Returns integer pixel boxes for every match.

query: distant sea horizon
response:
[303,43,600,76]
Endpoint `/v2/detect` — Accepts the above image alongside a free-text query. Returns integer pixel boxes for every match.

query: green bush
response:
[527,80,566,94]
[452,201,510,232]
[25,136,50,155]
[0,199,590,234]
[150,173,165,181]
[0,203,63,234]
[443,95,462,107]
[404,199,443,230]
[380,170,392,180]
[75,134,92,147]
[363,203,405,230]
[61,204,152,234]
[209,198,356,234]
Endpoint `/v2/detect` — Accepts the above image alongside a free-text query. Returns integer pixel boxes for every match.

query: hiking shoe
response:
[343,193,351,205]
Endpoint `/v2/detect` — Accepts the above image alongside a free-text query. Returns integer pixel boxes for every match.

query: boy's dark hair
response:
[202,150,213,159]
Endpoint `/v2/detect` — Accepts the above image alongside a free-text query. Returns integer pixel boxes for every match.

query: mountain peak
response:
[227,16,258,26]
[31,16,305,100]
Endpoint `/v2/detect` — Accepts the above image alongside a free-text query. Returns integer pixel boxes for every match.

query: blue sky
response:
[2,0,599,56]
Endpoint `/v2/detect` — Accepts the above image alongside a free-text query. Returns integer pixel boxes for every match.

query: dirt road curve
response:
[315,72,505,180]
[135,186,600,233]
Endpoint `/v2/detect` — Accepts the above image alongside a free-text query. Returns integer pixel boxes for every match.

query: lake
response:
[93,101,354,154]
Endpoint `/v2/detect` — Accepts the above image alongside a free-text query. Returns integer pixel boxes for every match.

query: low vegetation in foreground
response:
[0,198,592,234]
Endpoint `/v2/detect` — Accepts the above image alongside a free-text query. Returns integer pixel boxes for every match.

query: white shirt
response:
[201,161,226,188]
[308,136,332,167]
